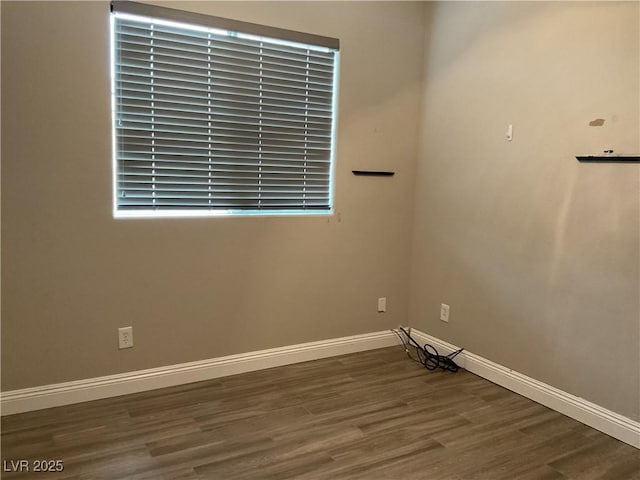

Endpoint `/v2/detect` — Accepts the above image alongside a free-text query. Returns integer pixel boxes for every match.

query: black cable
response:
[391,328,424,366]
[397,327,464,373]
[391,328,409,352]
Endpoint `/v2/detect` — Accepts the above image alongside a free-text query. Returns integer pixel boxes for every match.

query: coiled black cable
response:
[394,327,464,372]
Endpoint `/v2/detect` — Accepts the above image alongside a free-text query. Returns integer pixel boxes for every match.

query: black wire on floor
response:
[392,327,464,373]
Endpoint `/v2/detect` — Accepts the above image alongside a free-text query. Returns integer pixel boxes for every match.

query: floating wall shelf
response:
[352,170,395,176]
[576,155,640,163]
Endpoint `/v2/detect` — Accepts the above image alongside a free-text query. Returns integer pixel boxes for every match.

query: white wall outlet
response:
[506,124,513,142]
[378,297,387,313]
[440,303,450,323]
[118,326,133,349]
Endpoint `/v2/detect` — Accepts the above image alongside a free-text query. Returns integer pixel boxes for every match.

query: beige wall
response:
[410,1,640,420]
[1,1,425,390]
[3,0,639,424]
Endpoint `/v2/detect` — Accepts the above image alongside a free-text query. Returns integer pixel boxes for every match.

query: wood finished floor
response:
[2,347,639,480]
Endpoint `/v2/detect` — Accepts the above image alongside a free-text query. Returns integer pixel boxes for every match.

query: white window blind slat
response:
[119,130,332,145]
[112,4,338,214]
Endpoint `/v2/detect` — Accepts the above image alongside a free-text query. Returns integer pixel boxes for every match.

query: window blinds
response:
[111,2,339,214]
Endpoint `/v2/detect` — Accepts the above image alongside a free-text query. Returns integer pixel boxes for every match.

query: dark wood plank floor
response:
[2,347,639,479]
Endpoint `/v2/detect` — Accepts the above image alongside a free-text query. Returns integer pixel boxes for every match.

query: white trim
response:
[408,329,640,449]
[0,331,398,416]
[3,328,638,450]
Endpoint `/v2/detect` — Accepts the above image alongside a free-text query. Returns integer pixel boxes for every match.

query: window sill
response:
[113,209,333,219]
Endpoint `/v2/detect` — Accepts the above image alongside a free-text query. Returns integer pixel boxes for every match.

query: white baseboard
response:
[3,328,638,450]
[408,329,640,449]
[0,330,398,416]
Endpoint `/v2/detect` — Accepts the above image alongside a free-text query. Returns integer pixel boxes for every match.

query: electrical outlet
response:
[378,297,387,312]
[440,303,450,323]
[118,326,133,349]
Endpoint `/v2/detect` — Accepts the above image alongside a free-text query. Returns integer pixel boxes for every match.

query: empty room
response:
[1,1,639,478]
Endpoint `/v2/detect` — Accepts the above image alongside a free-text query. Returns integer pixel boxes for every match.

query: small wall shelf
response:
[352,170,395,176]
[576,155,640,163]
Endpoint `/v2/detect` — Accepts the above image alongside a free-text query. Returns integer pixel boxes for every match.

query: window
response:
[110,1,339,217]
